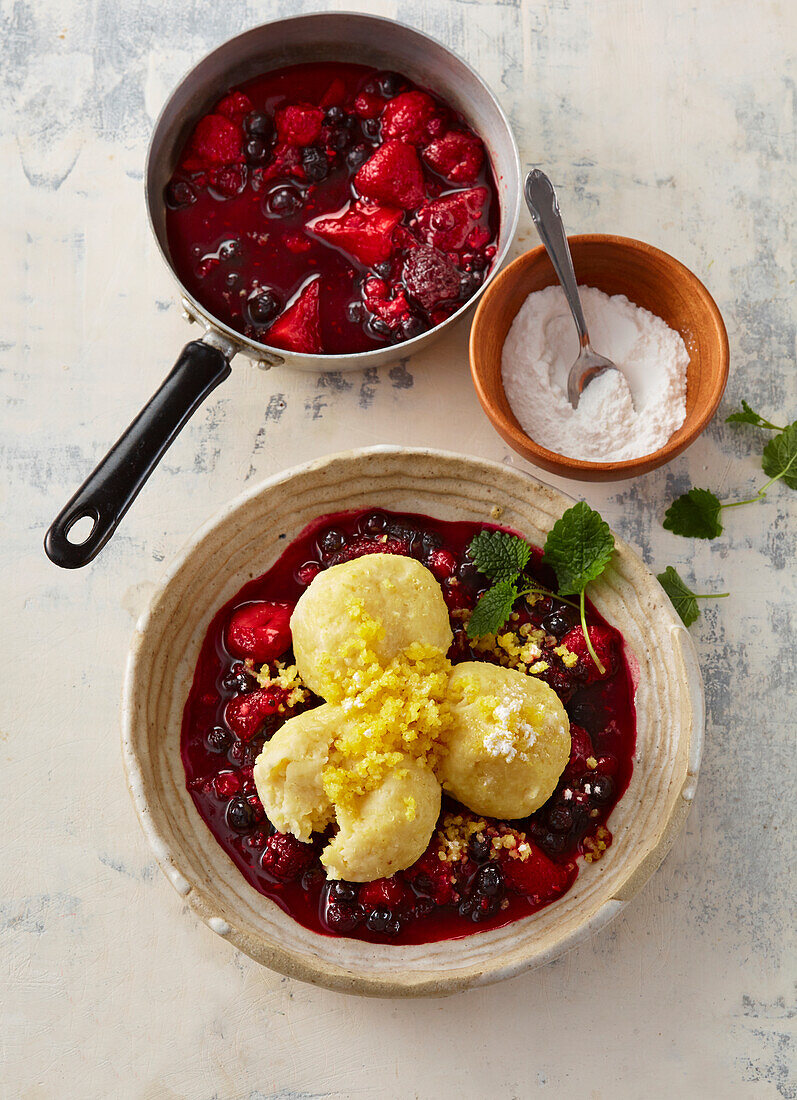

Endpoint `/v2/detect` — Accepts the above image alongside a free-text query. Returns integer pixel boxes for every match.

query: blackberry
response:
[301,146,329,182]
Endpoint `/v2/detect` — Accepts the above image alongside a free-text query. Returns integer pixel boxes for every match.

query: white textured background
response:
[2,0,795,1097]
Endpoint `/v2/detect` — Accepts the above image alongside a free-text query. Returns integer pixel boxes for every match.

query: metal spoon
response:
[524,169,622,409]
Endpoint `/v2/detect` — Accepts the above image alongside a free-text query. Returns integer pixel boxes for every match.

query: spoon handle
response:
[524,169,590,350]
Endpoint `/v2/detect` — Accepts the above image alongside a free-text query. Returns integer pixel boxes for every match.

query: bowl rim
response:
[469,234,730,479]
[121,445,704,996]
[144,11,522,370]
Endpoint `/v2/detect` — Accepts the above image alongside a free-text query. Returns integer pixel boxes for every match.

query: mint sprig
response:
[656,566,728,627]
[466,503,615,674]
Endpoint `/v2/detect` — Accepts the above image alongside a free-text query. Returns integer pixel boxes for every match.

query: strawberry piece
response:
[381,90,439,144]
[275,103,324,146]
[216,91,253,125]
[266,280,321,354]
[182,113,243,170]
[320,78,346,108]
[224,688,282,742]
[332,536,409,563]
[415,187,489,252]
[309,201,402,267]
[362,276,413,331]
[359,876,412,913]
[422,130,484,184]
[500,842,573,904]
[561,625,619,684]
[355,140,425,209]
[353,90,386,118]
[262,833,315,882]
[402,245,461,312]
[226,601,293,662]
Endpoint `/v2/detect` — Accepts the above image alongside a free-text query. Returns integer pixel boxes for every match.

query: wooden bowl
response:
[469,236,729,481]
[122,447,704,997]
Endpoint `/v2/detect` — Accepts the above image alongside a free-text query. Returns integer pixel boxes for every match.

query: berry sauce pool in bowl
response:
[165,62,499,355]
[180,509,636,946]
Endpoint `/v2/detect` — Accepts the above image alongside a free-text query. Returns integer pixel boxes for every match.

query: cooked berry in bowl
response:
[165,63,499,355]
[180,508,636,945]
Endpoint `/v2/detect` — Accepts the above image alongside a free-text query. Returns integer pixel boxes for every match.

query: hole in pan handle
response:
[44,340,233,569]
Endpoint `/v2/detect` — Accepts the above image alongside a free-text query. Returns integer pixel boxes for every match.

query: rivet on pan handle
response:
[44,340,232,569]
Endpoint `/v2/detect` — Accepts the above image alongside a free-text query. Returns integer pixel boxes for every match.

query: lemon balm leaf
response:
[663,488,723,539]
[761,423,797,490]
[468,530,531,582]
[657,566,701,626]
[466,579,519,639]
[542,502,615,596]
[725,401,784,431]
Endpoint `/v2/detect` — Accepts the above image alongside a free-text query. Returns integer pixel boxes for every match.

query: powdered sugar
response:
[501,284,689,462]
[483,692,538,761]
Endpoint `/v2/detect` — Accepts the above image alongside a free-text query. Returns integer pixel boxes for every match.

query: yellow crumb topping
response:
[472,624,550,677]
[404,796,417,821]
[318,601,452,813]
[553,644,578,669]
[253,659,311,711]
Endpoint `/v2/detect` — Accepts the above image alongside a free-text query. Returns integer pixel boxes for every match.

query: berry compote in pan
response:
[165,63,499,354]
[181,511,637,945]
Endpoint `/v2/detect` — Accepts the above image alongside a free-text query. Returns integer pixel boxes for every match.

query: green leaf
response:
[656,566,701,627]
[542,501,615,596]
[663,488,724,539]
[762,422,797,490]
[725,400,782,430]
[468,529,531,582]
[466,579,519,639]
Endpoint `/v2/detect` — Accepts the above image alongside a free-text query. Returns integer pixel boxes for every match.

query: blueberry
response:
[387,520,418,547]
[399,315,425,341]
[301,146,329,182]
[458,897,474,916]
[360,510,387,537]
[346,144,370,171]
[324,106,347,125]
[373,260,392,278]
[366,907,392,933]
[543,609,577,637]
[165,180,196,209]
[387,918,402,937]
[540,830,567,855]
[247,289,281,327]
[221,665,257,694]
[459,271,482,299]
[245,137,269,165]
[206,726,231,754]
[361,118,381,142]
[547,803,574,832]
[324,899,359,933]
[468,833,490,862]
[317,527,347,559]
[420,531,443,556]
[346,301,366,324]
[471,252,490,272]
[244,111,273,139]
[476,863,503,897]
[590,775,614,804]
[367,316,392,338]
[266,185,302,217]
[328,880,358,903]
[567,699,598,732]
[376,71,406,98]
[327,127,354,153]
[414,897,434,917]
[457,561,482,588]
[226,795,257,832]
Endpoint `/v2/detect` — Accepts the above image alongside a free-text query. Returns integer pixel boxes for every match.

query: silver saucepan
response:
[45,12,521,568]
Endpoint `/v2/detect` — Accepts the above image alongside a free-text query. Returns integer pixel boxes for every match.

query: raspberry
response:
[381,91,438,144]
[259,142,304,183]
[182,113,243,170]
[404,849,458,906]
[225,687,282,741]
[274,103,324,146]
[208,164,246,198]
[402,245,461,313]
[262,833,314,882]
[213,770,241,799]
[422,130,484,184]
[359,876,411,913]
[332,536,409,563]
[215,91,253,125]
[226,601,293,661]
[266,280,321,354]
[560,625,619,683]
[355,140,425,209]
[415,187,489,253]
[362,277,413,331]
[500,842,572,903]
[427,548,458,580]
[564,723,595,781]
[309,201,402,267]
[353,90,386,118]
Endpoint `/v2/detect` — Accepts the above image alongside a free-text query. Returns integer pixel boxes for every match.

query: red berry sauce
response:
[181,510,637,944]
[165,63,499,354]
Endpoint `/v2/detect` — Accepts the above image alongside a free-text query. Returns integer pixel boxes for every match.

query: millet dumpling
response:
[290,553,453,697]
[438,662,571,819]
[321,757,441,881]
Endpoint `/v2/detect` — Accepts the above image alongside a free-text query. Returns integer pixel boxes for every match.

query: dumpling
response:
[290,553,453,698]
[438,662,570,818]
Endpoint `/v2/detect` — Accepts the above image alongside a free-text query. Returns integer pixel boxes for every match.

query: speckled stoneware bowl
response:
[122,448,704,997]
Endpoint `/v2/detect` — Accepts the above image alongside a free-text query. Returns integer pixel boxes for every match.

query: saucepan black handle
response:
[44,340,232,569]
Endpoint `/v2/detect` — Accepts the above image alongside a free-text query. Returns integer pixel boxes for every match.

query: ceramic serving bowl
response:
[469,236,729,482]
[122,447,704,997]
